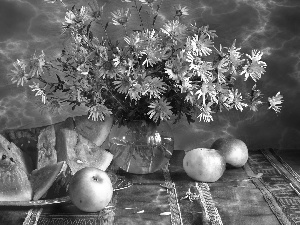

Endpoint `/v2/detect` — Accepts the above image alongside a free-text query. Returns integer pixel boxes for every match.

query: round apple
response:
[69,167,113,212]
[183,148,226,182]
[211,137,248,167]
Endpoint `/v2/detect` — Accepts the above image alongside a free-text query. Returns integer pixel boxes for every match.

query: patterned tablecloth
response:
[1,149,300,225]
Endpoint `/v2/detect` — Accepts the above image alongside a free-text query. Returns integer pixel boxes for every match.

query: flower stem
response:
[152,0,164,28]
[105,81,126,110]
[123,24,129,37]
[133,0,145,31]
[96,20,111,46]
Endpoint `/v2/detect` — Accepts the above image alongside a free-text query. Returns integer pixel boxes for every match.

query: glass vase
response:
[108,120,174,174]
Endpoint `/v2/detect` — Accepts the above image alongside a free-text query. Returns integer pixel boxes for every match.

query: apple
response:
[68,167,113,212]
[183,148,226,182]
[211,137,248,167]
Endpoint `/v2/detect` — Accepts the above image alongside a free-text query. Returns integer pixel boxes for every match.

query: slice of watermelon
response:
[30,161,69,201]
[0,150,32,201]
[0,134,33,175]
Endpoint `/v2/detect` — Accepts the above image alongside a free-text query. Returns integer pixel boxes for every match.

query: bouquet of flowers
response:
[10,0,283,127]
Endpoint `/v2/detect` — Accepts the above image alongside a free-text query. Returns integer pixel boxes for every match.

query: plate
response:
[107,172,133,191]
[0,196,71,207]
[0,174,132,207]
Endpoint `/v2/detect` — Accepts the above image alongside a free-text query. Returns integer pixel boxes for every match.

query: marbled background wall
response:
[0,0,299,151]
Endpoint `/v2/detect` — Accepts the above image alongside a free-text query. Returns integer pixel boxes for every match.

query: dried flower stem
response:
[105,81,126,110]
[97,20,111,45]
[123,24,129,37]
[152,0,164,28]
[133,0,145,31]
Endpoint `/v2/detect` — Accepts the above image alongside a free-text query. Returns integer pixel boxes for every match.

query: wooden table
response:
[0,149,299,225]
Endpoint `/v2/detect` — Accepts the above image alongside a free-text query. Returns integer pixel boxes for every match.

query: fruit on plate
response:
[68,167,113,212]
[37,125,57,169]
[0,134,72,202]
[211,137,248,167]
[0,148,32,201]
[42,161,73,199]
[0,134,33,174]
[183,148,226,182]
[30,161,70,200]
[74,115,113,147]
[56,129,114,175]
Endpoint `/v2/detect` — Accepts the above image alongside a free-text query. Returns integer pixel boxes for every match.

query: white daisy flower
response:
[29,82,47,104]
[148,98,173,122]
[268,92,283,113]
[174,5,189,17]
[10,59,29,86]
[197,103,214,122]
[190,34,213,56]
[111,8,131,26]
[241,50,267,82]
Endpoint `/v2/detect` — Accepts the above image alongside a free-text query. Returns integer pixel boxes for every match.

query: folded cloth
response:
[248,149,300,225]
[6,149,300,225]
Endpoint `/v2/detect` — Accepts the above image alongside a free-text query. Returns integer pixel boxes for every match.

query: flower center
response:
[103,61,113,71]
[172,66,179,74]
[51,100,60,108]
[175,10,183,17]
[117,17,128,25]
[193,58,202,65]
[92,11,102,19]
